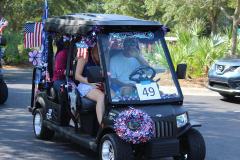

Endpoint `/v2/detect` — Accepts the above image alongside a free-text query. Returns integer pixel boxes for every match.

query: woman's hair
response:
[63,40,70,50]
[89,44,97,53]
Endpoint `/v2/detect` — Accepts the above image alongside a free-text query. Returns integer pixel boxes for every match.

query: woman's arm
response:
[75,56,102,88]
[75,57,88,84]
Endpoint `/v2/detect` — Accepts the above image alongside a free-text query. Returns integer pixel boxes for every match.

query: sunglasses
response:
[126,42,136,46]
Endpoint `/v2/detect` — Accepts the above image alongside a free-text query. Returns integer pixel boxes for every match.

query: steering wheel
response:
[129,66,156,83]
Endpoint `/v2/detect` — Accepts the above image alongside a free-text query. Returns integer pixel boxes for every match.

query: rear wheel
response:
[173,128,206,160]
[100,133,132,160]
[0,80,8,104]
[33,108,55,139]
[219,93,235,99]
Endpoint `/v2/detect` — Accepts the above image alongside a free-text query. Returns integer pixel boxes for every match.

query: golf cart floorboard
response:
[44,120,98,152]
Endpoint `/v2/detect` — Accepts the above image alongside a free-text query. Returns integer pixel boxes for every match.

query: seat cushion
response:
[80,97,96,112]
[76,91,96,112]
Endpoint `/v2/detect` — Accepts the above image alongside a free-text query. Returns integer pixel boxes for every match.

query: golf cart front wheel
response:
[100,133,132,160]
[0,80,8,104]
[33,108,55,140]
[173,128,206,160]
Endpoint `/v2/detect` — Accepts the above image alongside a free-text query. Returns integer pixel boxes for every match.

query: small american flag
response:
[76,42,88,59]
[77,48,88,59]
[67,77,77,88]
[25,22,42,49]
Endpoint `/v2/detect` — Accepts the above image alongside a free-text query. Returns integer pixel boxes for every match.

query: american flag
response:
[76,48,88,59]
[67,77,77,88]
[25,22,42,49]
[39,0,49,63]
[76,42,88,59]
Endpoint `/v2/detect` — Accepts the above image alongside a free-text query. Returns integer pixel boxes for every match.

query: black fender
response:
[32,96,47,116]
[96,125,115,146]
[177,120,202,137]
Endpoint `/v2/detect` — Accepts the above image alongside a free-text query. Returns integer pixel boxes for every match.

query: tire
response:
[0,80,8,104]
[219,93,235,99]
[173,128,206,160]
[99,133,133,160]
[33,108,55,140]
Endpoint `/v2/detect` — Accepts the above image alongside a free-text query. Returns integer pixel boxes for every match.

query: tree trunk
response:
[0,0,12,18]
[212,19,218,35]
[231,20,238,55]
[231,1,240,55]
[210,4,221,35]
[205,65,209,75]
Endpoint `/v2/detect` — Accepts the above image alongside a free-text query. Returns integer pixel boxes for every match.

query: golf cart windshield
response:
[99,30,183,104]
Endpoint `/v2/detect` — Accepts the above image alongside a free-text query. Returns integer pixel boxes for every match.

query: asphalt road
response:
[0,69,240,160]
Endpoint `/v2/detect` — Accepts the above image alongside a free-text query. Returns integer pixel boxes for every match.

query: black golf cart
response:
[27,13,206,160]
[0,18,8,104]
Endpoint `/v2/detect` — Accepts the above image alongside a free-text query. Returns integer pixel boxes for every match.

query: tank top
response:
[82,53,99,77]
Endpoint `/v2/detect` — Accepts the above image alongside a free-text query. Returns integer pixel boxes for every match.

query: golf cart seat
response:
[76,94,96,113]
[48,55,96,114]
[72,58,96,113]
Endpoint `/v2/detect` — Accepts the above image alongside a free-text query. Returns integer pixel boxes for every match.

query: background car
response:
[206,55,240,99]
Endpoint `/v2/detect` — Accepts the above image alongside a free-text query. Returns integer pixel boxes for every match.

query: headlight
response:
[234,67,240,73]
[128,120,140,131]
[210,62,217,70]
[211,64,215,70]
[176,113,188,128]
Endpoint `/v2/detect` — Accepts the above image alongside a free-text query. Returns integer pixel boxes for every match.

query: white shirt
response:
[110,53,145,84]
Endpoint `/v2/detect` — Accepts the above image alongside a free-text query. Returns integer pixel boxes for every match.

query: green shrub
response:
[2,30,32,65]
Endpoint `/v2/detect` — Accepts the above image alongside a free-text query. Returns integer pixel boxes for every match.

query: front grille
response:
[154,121,173,138]
[210,82,230,90]
[236,83,240,87]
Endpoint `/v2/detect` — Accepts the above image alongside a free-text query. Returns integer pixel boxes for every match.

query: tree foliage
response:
[102,0,164,20]
[1,0,240,73]
[3,0,87,32]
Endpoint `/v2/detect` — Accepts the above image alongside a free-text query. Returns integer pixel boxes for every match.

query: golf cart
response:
[0,18,8,104]
[27,13,206,160]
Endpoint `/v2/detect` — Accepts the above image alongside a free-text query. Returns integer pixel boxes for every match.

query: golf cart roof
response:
[43,13,162,34]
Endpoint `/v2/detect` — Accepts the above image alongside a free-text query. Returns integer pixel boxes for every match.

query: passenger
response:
[75,45,105,125]
[52,40,74,92]
[109,38,149,96]
[52,38,80,128]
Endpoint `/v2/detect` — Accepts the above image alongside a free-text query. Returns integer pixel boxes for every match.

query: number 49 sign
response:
[136,82,160,100]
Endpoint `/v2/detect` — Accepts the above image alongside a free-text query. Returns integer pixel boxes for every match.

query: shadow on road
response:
[220,97,240,104]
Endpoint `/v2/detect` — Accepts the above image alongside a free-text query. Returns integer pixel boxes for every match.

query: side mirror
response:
[87,66,104,83]
[0,38,7,46]
[176,64,187,79]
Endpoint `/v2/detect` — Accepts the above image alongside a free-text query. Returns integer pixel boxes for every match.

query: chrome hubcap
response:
[102,140,114,160]
[34,113,41,136]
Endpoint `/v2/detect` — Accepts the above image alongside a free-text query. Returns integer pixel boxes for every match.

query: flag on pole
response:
[24,22,43,49]
[39,0,49,63]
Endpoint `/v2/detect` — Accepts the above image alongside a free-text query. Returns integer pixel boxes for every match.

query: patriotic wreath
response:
[114,109,155,144]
